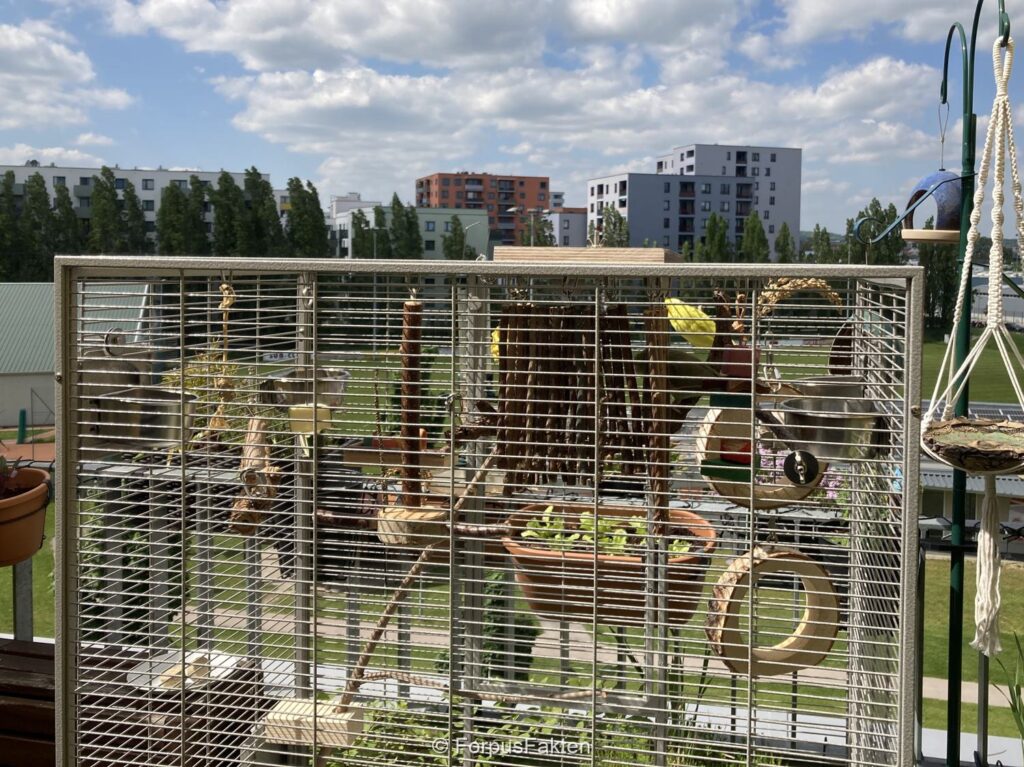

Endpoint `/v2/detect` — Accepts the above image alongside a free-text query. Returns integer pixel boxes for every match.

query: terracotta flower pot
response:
[0,467,50,566]
[502,503,716,626]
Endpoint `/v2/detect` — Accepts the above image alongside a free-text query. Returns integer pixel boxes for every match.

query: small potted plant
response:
[502,503,715,625]
[0,458,50,566]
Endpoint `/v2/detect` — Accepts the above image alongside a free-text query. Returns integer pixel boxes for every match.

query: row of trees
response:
[349,194,478,260]
[0,165,330,282]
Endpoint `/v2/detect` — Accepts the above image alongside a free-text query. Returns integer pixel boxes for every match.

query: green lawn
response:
[922,329,1024,403]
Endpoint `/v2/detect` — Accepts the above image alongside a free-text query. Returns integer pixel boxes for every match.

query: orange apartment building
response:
[415,172,554,245]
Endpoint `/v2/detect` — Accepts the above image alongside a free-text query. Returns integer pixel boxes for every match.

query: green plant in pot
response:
[502,502,716,626]
[0,457,51,566]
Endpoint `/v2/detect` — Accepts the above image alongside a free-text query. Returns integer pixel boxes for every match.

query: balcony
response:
[737,184,754,200]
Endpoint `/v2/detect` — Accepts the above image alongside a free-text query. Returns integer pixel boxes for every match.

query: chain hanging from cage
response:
[921,37,1024,657]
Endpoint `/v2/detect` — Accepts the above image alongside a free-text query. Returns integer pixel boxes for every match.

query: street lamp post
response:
[506,206,550,246]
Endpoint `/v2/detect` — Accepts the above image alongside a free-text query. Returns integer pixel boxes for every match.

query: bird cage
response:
[56,257,923,767]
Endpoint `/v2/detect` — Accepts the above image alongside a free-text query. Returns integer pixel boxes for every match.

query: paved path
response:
[0,439,55,464]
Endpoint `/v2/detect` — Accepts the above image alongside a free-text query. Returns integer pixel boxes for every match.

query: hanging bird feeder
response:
[902,170,964,244]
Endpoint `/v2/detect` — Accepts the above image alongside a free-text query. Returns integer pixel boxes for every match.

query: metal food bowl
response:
[778,397,878,461]
[269,367,351,408]
[82,387,196,445]
[790,376,866,400]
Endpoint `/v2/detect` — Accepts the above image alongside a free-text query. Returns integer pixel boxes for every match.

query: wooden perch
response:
[230,416,281,536]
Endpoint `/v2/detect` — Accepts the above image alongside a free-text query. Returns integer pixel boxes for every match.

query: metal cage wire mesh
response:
[56,259,923,767]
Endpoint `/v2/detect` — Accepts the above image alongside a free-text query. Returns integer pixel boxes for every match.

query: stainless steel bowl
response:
[269,367,351,408]
[778,396,878,461]
[790,375,866,400]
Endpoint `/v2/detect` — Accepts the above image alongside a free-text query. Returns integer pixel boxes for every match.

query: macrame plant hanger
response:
[922,37,1024,657]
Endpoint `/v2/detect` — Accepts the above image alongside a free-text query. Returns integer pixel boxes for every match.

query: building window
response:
[701,200,711,211]
[563,235,570,245]
[752,167,760,177]
[619,199,627,208]
[172,179,187,189]
[538,193,546,201]
[663,200,670,211]
[763,210,770,219]
[770,153,777,162]
[700,183,711,194]
[755,182,760,190]
[687,149,694,158]
[53,176,65,186]
[488,192,495,199]
[425,239,436,251]
[454,178,462,186]
[78,197,91,208]
[518,180,525,187]
[721,183,730,194]
[487,204,494,211]
[590,186,595,197]
[426,221,436,231]
[589,203,594,212]
[441,190,449,199]
[769,224,776,234]
[279,196,290,205]
[770,182,776,191]
[702,218,708,228]
[145,221,156,233]
[540,181,547,189]
[442,178,450,186]
[563,220,570,230]
[770,196,776,206]
[664,182,671,193]
[726,151,731,160]
[721,201,730,212]
[722,166,727,175]
[765,167,771,177]
[455,191,463,199]
[444,221,452,232]
[663,217,670,228]
[686,165,694,173]
[79,177,91,186]
[142,179,154,190]
[753,152,760,162]
[143,200,155,211]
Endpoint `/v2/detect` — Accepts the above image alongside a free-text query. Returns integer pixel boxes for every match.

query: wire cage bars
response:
[56,258,923,767]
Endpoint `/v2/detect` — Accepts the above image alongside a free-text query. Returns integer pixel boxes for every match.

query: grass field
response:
[922,329,1024,403]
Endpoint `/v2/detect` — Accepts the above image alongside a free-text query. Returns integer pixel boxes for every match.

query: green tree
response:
[211,171,244,256]
[403,204,424,259]
[739,211,770,263]
[388,194,424,258]
[845,198,905,266]
[53,183,81,256]
[88,167,123,254]
[0,172,17,279]
[774,221,796,264]
[156,184,189,255]
[239,167,285,257]
[697,212,731,262]
[372,205,392,258]
[519,214,554,246]
[17,173,55,280]
[442,215,478,260]
[284,177,329,258]
[920,216,960,328]
[598,203,630,247]
[121,179,149,254]
[182,176,210,255]
[349,208,370,258]
[808,224,836,263]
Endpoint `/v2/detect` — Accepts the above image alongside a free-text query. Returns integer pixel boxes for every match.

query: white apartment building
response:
[587,144,801,255]
[0,161,265,241]
[334,206,489,259]
[547,207,587,247]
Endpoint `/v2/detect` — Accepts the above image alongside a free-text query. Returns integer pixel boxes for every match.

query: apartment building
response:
[587,144,801,255]
[334,205,489,259]
[415,171,555,246]
[547,207,588,247]
[0,161,264,240]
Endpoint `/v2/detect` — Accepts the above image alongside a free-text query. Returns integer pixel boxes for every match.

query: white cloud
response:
[0,143,105,167]
[776,0,973,45]
[0,20,131,130]
[739,32,798,70]
[76,132,115,146]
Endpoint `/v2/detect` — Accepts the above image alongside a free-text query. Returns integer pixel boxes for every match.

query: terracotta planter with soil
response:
[0,467,50,566]
[502,503,716,626]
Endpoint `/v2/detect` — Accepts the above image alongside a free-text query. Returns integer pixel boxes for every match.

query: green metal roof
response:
[0,283,54,375]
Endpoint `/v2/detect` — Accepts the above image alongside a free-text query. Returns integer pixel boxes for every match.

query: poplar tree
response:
[443,215,477,260]
[121,179,149,254]
[53,183,81,256]
[184,175,210,255]
[211,171,244,256]
[18,173,55,280]
[284,177,329,258]
[156,184,188,255]
[373,205,392,258]
[88,166,122,254]
[739,211,770,263]
[0,172,17,279]
[774,221,796,263]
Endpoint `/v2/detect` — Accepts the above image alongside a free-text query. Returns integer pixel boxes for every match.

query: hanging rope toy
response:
[922,37,1024,656]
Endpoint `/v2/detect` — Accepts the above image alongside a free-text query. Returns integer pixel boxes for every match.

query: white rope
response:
[924,37,1024,428]
[972,474,1003,657]
[921,38,1024,657]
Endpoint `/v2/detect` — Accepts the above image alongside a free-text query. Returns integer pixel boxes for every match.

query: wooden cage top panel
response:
[492,246,684,263]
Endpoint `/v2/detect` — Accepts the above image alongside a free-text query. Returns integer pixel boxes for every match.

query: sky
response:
[0,0,1016,232]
